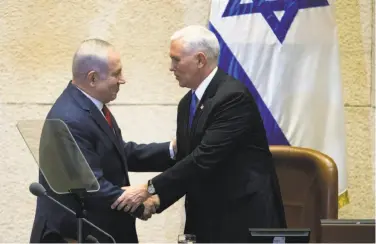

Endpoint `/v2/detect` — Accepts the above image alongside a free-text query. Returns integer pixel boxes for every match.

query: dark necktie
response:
[189,91,198,128]
[102,105,113,128]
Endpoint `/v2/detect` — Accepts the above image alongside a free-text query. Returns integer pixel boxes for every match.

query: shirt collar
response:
[75,85,104,112]
[193,66,218,101]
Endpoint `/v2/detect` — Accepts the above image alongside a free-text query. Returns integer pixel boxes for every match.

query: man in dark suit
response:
[30,39,175,243]
[111,25,287,243]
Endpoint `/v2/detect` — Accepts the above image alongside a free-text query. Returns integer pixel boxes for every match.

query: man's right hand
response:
[139,195,160,221]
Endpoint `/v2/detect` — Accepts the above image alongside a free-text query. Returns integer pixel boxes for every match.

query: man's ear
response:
[87,71,97,87]
[196,52,207,68]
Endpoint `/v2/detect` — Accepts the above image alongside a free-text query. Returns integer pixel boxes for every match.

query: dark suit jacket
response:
[30,82,173,243]
[152,69,286,243]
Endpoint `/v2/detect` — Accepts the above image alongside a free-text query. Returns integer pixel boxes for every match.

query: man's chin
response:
[108,93,117,102]
[178,81,186,88]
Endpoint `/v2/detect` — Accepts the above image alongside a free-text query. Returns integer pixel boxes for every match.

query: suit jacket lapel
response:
[189,69,225,138]
[189,103,203,138]
[178,94,191,153]
[110,114,129,171]
[89,107,125,157]
[67,82,126,165]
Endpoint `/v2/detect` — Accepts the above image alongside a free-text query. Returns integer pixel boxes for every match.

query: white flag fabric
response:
[209,0,348,205]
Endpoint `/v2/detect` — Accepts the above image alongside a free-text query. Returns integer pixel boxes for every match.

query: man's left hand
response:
[172,138,177,155]
[111,184,150,212]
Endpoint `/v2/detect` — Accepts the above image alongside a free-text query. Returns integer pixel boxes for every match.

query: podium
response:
[17,119,108,243]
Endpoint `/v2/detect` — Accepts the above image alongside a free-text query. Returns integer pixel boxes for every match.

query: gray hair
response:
[171,25,220,64]
[72,38,113,82]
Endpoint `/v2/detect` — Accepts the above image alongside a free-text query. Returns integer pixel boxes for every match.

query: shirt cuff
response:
[169,141,176,159]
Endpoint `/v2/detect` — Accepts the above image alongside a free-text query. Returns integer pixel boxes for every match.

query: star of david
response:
[222,0,329,43]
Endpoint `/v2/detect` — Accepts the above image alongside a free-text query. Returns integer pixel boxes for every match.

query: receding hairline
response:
[170,25,220,62]
[72,38,114,82]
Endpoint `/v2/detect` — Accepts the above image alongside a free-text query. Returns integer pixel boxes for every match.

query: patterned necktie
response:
[189,91,198,128]
[102,105,113,128]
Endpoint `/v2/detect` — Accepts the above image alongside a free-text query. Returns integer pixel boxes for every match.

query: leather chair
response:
[270,146,338,242]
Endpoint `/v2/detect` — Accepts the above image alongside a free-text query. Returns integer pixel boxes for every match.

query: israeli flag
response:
[209,0,348,204]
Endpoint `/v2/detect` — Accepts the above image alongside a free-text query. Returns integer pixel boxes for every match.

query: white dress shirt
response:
[193,66,218,101]
[75,86,105,116]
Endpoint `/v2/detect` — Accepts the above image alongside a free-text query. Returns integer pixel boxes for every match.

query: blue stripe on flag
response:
[222,0,329,17]
[209,22,290,145]
[222,0,329,43]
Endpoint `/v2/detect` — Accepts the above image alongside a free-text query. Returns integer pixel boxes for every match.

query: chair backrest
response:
[270,146,338,242]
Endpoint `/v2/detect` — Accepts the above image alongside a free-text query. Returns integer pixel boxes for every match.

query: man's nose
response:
[118,76,126,84]
[170,63,175,72]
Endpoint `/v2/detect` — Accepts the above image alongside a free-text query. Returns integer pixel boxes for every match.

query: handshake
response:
[110,139,177,221]
[137,194,160,220]
[111,185,160,221]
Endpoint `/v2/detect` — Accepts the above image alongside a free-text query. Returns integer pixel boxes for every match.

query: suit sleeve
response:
[124,141,176,172]
[153,91,254,212]
[65,120,124,210]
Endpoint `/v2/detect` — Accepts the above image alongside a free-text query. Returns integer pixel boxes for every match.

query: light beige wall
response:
[0,1,209,243]
[372,0,376,219]
[334,0,375,219]
[0,0,373,243]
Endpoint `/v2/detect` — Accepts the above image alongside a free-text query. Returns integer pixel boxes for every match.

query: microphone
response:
[86,235,99,243]
[29,182,116,243]
[29,182,47,197]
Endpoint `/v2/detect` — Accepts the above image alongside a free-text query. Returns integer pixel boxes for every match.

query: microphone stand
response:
[69,188,87,243]
[45,190,115,243]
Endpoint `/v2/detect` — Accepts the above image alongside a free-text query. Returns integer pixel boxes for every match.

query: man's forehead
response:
[108,48,120,59]
[170,39,190,57]
[108,50,121,68]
